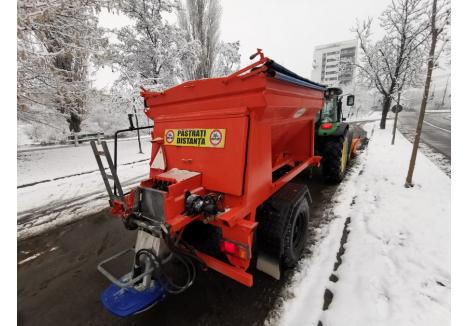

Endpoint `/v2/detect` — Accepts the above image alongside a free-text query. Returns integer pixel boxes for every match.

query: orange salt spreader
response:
[91,49,327,317]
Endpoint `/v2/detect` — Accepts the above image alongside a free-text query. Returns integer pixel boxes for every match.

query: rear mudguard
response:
[334,123,349,137]
[334,124,362,158]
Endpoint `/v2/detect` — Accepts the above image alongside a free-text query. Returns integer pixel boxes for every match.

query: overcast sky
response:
[218,0,389,76]
[96,0,452,89]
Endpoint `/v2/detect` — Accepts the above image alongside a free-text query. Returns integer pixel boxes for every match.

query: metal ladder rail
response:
[90,140,127,209]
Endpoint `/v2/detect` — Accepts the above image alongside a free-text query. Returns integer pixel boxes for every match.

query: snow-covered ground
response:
[268,122,450,326]
[17,138,152,239]
[347,110,394,124]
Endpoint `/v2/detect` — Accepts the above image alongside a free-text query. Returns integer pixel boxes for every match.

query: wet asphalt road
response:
[18,123,369,326]
[17,171,342,326]
[397,111,451,159]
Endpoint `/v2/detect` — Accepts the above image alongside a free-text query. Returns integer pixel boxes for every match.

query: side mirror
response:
[346,95,355,106]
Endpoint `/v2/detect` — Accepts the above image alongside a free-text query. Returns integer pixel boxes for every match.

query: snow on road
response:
[17,138,152,239]
[269,122,450,326]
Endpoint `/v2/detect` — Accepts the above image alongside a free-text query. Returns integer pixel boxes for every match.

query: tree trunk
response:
[405,0,438,186]
[54,52,86,132]
[67,111,82,133]
[380,95,391,129]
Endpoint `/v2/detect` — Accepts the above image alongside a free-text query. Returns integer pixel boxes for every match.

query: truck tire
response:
[321,134,349,183]
[256,183,312,271]
[282,197,310,267]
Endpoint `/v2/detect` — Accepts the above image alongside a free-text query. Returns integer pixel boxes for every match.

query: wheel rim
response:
[340,140,348,173]
[292,211,307,252]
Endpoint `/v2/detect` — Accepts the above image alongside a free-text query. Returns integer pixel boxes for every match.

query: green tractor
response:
[315,87,359,183]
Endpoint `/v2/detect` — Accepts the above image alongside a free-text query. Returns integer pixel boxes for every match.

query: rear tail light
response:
[220,240,250,259]
[321,122,333,129]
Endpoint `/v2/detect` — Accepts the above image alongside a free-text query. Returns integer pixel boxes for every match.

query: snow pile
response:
[271,122,450,326]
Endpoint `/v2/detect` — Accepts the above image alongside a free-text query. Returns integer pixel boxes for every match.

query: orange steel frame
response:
[114,51,325,287]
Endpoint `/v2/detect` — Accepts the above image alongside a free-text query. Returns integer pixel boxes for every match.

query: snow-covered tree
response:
[213,41,241,77]
[17,0,107,132]
[108,0,201,94]
[177,0,222,79]
[352,0,432,129]
[82,88,150,136]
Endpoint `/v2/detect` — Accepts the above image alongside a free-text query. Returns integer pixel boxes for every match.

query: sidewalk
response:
[269,122,450,326]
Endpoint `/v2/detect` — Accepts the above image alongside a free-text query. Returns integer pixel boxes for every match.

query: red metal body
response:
[117,54,324,287]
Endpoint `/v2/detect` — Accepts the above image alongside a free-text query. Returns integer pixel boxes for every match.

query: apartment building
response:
[311,39,358,86]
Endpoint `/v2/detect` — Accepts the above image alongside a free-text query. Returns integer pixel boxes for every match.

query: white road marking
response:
[423,120,451,134]
[426,110,451,113]
[18,246,58,265]
[18,252,43,265]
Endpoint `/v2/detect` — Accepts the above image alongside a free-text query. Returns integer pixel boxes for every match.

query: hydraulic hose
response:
[135,246,197,294]
[162,226,207,270]
[131,219,206,295]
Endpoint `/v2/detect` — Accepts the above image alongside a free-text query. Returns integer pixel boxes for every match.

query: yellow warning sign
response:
[164,129,226,148]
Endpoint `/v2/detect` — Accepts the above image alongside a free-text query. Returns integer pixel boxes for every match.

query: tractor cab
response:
[319,87,343,124]
[314,87,359,183]
[317,87,355,124]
